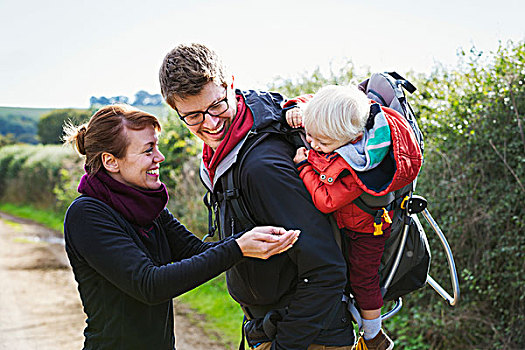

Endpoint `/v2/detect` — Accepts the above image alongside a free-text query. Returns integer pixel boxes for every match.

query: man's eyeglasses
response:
[176,89,229,126]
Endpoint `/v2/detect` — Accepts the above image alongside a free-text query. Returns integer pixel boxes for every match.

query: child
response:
[285,85,423,350]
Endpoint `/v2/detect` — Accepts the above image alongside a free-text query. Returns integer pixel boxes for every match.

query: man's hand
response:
[286,107,304,128]
[235,226,300,259]
[293,147,309,164]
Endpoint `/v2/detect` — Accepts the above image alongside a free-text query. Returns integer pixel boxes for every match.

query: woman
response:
[63,104,299,350]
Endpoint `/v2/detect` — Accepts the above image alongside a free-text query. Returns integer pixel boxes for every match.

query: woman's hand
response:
[235,226,300,260]
[293,147,309,164]
[286,107,304,128]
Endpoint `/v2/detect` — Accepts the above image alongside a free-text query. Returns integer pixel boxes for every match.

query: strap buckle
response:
[373,208,392,235]
[224,188,240,200]
[381,208,392,224]
[400,195,410,210]
[373,221,383,236]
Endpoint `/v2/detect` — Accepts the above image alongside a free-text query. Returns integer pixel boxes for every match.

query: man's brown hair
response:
[159,43,227,109]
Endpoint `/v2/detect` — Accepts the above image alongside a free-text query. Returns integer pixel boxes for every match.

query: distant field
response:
[0,107,58,121]
[90,104,172,120]
[138,105,172,119]
[0,105,171,121]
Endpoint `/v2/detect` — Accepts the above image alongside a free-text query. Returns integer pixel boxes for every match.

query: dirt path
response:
[0,212,226,350]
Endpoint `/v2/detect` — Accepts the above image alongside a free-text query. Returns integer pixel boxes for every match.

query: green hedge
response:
[390,41,525,349]
[269,40,525,349]
[0,127,206,236]
[1,40,523,349]
[0,144,83,213]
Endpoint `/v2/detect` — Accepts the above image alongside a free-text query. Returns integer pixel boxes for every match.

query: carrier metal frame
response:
[349,195,460,328]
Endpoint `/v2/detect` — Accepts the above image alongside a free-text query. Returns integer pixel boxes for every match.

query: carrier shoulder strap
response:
[220,132,271,232]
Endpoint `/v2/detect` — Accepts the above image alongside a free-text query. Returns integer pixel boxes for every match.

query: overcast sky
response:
[0,0,523,108]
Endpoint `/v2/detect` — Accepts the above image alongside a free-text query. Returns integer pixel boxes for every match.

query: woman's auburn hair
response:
[64,104,161,175]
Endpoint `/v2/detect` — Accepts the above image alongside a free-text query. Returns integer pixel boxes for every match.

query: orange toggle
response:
[400,196,410,210]
[382,208,392,224]
[373,222,383,236]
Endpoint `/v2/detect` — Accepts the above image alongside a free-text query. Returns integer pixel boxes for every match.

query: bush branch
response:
[508,82,525,153]
[488,139,524,192]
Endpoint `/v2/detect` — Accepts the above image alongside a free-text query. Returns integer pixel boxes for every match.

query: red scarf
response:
[202,94,254,182]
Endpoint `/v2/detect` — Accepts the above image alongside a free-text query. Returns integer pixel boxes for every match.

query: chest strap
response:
[353,195,395,236]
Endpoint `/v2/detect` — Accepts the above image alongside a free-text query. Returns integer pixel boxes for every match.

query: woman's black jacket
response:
[64,196,242,350]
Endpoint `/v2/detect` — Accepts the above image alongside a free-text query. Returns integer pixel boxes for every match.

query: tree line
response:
[89,90,163,106]
[0,90,163,145]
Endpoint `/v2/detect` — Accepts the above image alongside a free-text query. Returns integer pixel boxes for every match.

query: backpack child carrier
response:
[204,72,459,329]
[349,72,459,327]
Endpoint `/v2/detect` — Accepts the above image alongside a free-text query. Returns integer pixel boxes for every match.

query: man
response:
[159,43,354,349]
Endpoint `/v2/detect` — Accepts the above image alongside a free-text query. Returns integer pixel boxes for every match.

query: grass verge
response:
[0,203,65,233]
[178,274,243,348]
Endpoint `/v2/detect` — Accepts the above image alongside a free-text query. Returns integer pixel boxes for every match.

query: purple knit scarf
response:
[78,169,169,228]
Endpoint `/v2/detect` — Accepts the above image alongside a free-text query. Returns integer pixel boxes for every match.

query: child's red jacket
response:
[297,105,423,233]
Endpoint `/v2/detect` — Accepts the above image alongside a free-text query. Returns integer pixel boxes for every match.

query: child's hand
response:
[286,107,303,128]
[293,147,309,164]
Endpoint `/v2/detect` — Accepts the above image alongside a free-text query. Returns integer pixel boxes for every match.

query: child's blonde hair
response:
[303,85,370,143]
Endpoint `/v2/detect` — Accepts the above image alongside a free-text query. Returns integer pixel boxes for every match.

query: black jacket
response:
[64,196,242,350]
[200,90,354,349]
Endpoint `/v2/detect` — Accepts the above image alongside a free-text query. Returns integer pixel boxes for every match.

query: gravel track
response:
[0,212,226,350]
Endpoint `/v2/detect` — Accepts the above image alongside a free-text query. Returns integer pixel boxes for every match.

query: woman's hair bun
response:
[76,125,87,155]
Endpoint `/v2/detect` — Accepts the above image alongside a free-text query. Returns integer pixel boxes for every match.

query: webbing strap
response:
[216,133,272,238]
[368,88,387,106]
[225,167,256,230]
[388,71,417,94]
[239,315,247,350]
[353,196,394,217]
[202,191,217,241]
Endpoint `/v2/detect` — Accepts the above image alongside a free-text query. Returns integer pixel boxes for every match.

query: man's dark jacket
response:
[200,90,354,349]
